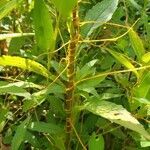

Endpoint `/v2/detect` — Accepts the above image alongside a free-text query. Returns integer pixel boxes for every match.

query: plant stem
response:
[65,6,79,149]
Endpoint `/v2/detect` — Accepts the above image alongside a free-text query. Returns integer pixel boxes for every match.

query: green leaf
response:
[0,107,8,132]
[128,0,141,10]
[84,97,150,140]
[77,74,106,90]
[88,132,104,150]
[34,0,54,51]
[81,0,119,38]
[142,52,150,64]
[0,0,23,20]
[0,55,49,78]
[140,136,150,147]
[133,71,150,99]
[129,28,145,61]
[24,131,41,148]
[76,59,98,81]
[5,81,44,90]
[23,83,65,111]
[28,122,63,134]
[51,0,77,17]
[108,49,139,78]
[0,81,31,98]
[11,118,30,150]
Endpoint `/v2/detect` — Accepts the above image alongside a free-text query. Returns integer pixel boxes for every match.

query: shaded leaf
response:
[76,59,98,81]
[84,97,150,140]
[81,0,119,38]
[11,118,30,150]
[0,107,8,132]
[28,122,63,134]
[34,0,54,51]
[23,83,65,111]
[0,55,49,78]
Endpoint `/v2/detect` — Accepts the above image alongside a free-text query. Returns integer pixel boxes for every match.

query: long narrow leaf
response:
[0,0,23,20]
[108,49,139,78]
[34,0,54,51]
[0,55,49,78]
[129,28,145,61]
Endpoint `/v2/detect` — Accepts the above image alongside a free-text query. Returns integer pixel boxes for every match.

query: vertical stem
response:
[65,6,79,149]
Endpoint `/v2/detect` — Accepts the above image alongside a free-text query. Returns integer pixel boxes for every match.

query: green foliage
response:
[0,0,150,149]
[81,0,119,38]
[34,0,54,52]
[0,55,49,78]
[51,0,77,18]
[88,132,104,150]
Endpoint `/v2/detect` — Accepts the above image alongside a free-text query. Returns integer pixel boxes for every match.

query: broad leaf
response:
[11,118,30,150]
[28,122,63,134]
[0,0,23,20]
[51,0,77,17]
[129,28,145,61]
[0,55,49,78]
[108,49,139,78]
[88,132,104,150]
[34,0,54,51]
[84,97,150,140]
[81,0,119,38]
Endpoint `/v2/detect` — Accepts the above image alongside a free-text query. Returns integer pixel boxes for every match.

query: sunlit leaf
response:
[129,28,145,61]
[88,132,104,150]
[84,97,150,140]
[0,0,23,20]
[34,0,54,51]
[0,55,49,78]
[108,49,139,78]
[0,33,34,41]
[77,74,106,90]
[142,52,150,64]
[81,0,119,38]
[51,0,77,17]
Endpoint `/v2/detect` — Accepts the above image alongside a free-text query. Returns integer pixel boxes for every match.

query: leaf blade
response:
[84,97,150,140]
[0,55,49,78]
[81,0,119,38]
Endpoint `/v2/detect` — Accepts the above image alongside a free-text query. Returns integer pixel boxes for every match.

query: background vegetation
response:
[0,0,150,149]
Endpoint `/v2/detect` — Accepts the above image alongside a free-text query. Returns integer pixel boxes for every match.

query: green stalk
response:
[65,6,79,149]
